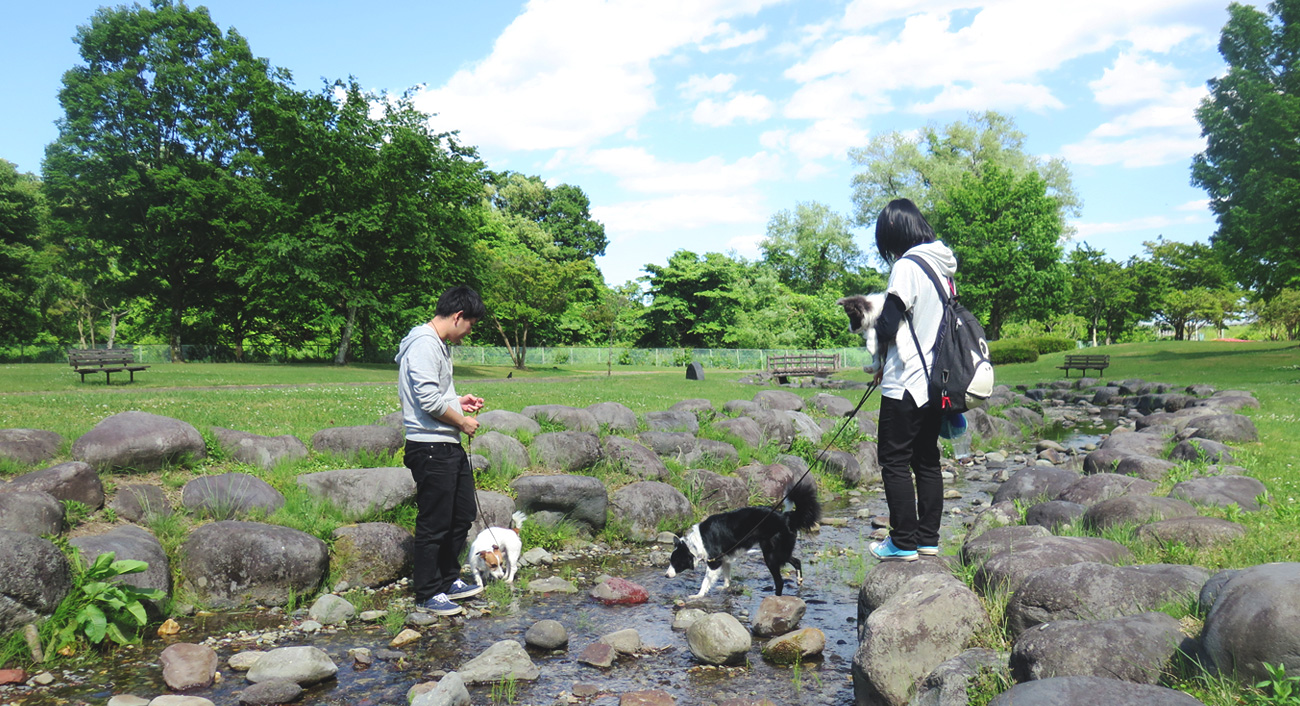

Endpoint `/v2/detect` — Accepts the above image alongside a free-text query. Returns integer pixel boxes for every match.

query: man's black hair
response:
[875,198,936,264]
[434,285,487,320]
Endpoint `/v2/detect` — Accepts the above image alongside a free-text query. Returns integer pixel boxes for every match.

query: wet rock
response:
[1006,562,1208,636]
[752,596,805,637]
[525,619,568,649]
[6,461,103,509]
[601,436,668,480]
[0,490,63,536]
[522,405,599,432]
[237,678,303,705]
[579,642,616,668]
[1169,438,1233,464]
[621,689,675,706]
[975,536,1132,594]
[469,432,529,471]
[410,671,470,706]
[246,645,337,686]
[586,402,638,433]
[682,469,748,513]
[987,675,1206,705]
[531,432,603,472]
[458,640,540,684]
[295,467,414,517]
[348,647,373,666]
[181,473,285,519]
[599,628,642,654]
[672,608,706,631]
[911,648,1006,706]
[72,411,206,471]
[476,410,540,435]
[109,484,173,523]
[512,474,607,533]
[1136,516,1246,548]
[610,482,692,541]
[1169,475,1265,511]
[762,627,824,664]
[210,428,307,471]
[391,628,422,646]
[991,466,1079,505]
[310,424,402,460]
[330,522,413,588]
[70,525,171,611]
[528,577,577,594]
[1057,473,1157,507]
[307,594,355,625]
[0,429,64,466]
[686,612,750,665]
[754,389,803,411]
[1113,456,1177,482]
[1082,496,1198,531]
[228,651,266,671]
[645,410,700,434]
[1011,612,1188,684]
[1202,562,1300,682]
[180,521,328,609]
[590,577,648,605]
[1024,500,1087,532]
[160,642,218,690]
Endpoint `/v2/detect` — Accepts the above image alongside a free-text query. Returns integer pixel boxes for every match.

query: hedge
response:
[989,339,1039,364]
[1023,336,1076,354]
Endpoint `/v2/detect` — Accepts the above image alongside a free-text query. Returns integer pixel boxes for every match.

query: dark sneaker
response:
[416,593,463,616]
[917,545,940,556]
[869,537,918,562]
[446,579,484,601]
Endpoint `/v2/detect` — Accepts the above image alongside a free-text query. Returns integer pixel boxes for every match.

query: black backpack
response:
[902,255,995,413]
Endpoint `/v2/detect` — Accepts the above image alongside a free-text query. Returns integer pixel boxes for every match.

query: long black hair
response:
[875,198,935,265]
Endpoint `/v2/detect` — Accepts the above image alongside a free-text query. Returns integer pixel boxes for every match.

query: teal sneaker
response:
[917,545,939,556]
[869,537,918,562]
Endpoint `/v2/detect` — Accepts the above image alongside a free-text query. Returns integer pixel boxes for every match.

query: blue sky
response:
[1,0,1244,287]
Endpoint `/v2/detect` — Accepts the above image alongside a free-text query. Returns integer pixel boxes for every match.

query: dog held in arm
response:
[837,293,887,374]
[665,482,821,598]
[469,511,527,586]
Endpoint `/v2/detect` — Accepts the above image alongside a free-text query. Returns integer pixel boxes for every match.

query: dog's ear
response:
[838,295,868,331]
[492,545,499,551]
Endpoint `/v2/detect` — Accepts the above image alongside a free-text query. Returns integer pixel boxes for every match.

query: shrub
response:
[1024,336,1076,354]
[988,340,1038,364]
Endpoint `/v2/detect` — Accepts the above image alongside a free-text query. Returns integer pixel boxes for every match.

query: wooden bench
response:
[68,348,150,384]
[1058,353,1109,378]
[768,353,840,385]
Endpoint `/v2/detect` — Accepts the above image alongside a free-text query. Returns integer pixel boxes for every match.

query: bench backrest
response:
[68,348,136,366]
[1063,354,1110,364]
[768,353,839,370]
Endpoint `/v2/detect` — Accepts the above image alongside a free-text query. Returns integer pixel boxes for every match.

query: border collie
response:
[469,511,526,586]
[837,293,887,374]
[665,482,820,598]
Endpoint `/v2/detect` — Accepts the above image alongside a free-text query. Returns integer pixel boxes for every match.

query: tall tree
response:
[1144,239,1236,340]
[479,244,590,369]
[487,172,608,261]
[1067,244,1127,347]
[1192,0,1300,297]
[760,201,874,296]
[639,250,744,348]
[0,160,46,342]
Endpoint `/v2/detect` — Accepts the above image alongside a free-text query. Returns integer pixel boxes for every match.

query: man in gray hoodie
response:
[396,285,488,615]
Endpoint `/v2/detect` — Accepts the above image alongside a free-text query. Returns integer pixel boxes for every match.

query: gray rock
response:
[685,362,705,381]
[0,490,63,536]
[1024,500,1087,531]
[816,449,862,486]
[1057,473,1157,507]
[723,399,760,416]
[181,473,285,519]
[469,431,530,471]
[210,428,307,471]
[512,474,607,532]
[0,429,64,466]
[735,462,799,501]
[1114,456,1178,482]
[599,628,642,654]
[673,608,707,631]
[295,466,414,517]
[638,431,697,458]
[1100,431,1168,457]
[1202,562,1300,682]
[910,648,1006,706]
[530,431,602,472]
[585,402,638,433]
[682,469,749,513]
[524,620,568,650]
[410,672,470,706]
[1136,516,1247,548]
[858,560,956,631]
[160,642,218,690]
[609,481,692,541]
[992,677,1207,705]
[310,425,402,460]
[712,417,763,449]
[1091,387,1121,406]
[975,536,1133,594]
[521,405,598,432]
[109,484,173,523]
[475,410,540,435]
[578,642,616,668]
[237,678,303,706]
[1169,438,1233,464]
[787,411,824,444]
[0,530,71,634]
[70,525,170,610]
[307,594,355,625]
[6,461,103,509]
[1006,562,1208,635]
[1082,448,1133,475]
[967,501,1022,537]
[645,410,699,433]
[375,411,404,430]
[762,627,825,664]
[601,437,668,480]
[752,595,806,637]
[745,409,796,448]
[1082,495,1198,531]
[960,525,1052,567]
[458,640,540,684]
[1001,406,1045,431]
[687,612,751,665]
[1198,569,1241,615]
[468,491,517,541]
[810,393,856,417]
[754,389,803,411]
[72,411,206,471]
[685,439,739,467]
[526,576,576,594]
[853,573,989,706]
[965,408,1021,441]
[246,645,338,686]
[855,440,883,485]
[1169,475,1266,511]
[992,466,1080,505]
[1185,414,1258,443]
[1011,613,1188,684]
[180,521,328,608]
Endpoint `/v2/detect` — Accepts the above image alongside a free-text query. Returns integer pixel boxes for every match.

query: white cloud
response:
[909,82,1063,114]
[1089,52,1185,106]
[679,73,738,99]
[1061,134,1205,168]
[1073,212,1209,239]
[592,192,768,234]
[692,92,775,126]
[579,147,784,194]
[699,22,768,52]
[1177,199,1209,212]
[785,118,869,162]
[727,233,768,257]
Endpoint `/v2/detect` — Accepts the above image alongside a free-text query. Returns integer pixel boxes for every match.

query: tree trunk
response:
[106,307,119,349]
[515,328,529,370]
[334,303,357,366]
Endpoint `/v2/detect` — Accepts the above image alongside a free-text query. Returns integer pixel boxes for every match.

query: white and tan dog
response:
[837,293,888,373]
[469,511,527,586]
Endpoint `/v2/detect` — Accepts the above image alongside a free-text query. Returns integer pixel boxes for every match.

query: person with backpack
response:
[867,198,970,562]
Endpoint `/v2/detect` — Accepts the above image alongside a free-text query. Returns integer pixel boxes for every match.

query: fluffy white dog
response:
[837,293,888,373]
[469,511,526,586]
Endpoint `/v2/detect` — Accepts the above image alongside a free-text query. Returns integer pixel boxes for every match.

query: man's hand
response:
[460,394,485,414]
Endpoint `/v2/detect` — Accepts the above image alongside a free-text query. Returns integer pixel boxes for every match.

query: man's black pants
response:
[876,391,943,551]
[405,440,477,602]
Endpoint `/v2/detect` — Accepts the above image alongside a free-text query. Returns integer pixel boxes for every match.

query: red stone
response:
[0,669,26,685]
[589,577,649,605]
[620,689,675,706]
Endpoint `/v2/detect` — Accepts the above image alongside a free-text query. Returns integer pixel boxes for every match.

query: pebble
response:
[359,610,387,622]
[390,629,421,648]
[298,620,322,633]
[30,671,54,686]
[406,612,437,627]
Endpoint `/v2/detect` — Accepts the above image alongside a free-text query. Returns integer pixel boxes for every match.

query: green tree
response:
[0,159,46,342]
[930,165,1068,340]
[1144,239,1235,340]
[639,250,744,348]
[1068,244,1129,346]
[487,172,607,261]
[479,244,590,369]
[760,202,873,295]
[1255,288,1300,339]
[1192,0,1300,297]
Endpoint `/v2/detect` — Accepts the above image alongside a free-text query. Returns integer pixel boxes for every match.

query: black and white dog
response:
[837,293,887,373]
[665,482,821,598]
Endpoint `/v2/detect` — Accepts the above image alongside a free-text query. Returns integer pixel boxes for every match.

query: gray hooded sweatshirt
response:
[395,323,461,443]
[882,241,958,403]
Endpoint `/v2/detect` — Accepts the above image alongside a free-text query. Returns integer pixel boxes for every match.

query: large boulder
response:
[585,402,638,433]
[310,425,402,460]
[609,482,692,541]
[530,431,602,472]
[1082,495,1198,531]
[809,393,856,418]
[469,431,530,471]
[786,411,824,444]
[1006,562,1208,636]
[0,429,64,467]
[512,474,607,532]
[735,463,800,501]
[0,530,71,634]
[753,390,803,411]
[910,648,1007,706]
[108,484,173,523]
[638,431,697,458]
[857,560,954,631]
[1201,562,1300,682]
[1024,500,1087,532]
[521,405,598,432]
[686,439,739,467]
[745,409,795,447]
[1169,438,1234,464]
[959,525,1052,568]
[965,407,1020,441]
[1136,517,1247,549]
[181,473,285,519]
[686,612,751,665]
[816,450,862,487]
[457,640,540,684]
[1169,475,1266,511]
[0,490,63,536]
[468,490,516,541]
[1011,612,1187,685]
[5,461,103,509]
[1100,431,1168,458]
[601,436,668,480]
[1185,414,1258,443]
[1113,456,1178,482]
[644,410,700,434]
[180,521,329,608]
[330,523,413,588]
[246,645,338,686]
[988,676,1208,705]
[712,417,763,449]
[69,525,171,609]
[160,643,219,691]
[475,410,540,435]
[72,411,206,471]
[853,573,989,706]
[210,428,307,470]
[992,466,1080,505]
[1082,448,1133,475]
[1057,473,1157,507]
[295,466,415,517]
[682,470,749,513]
[975,536,1133,594]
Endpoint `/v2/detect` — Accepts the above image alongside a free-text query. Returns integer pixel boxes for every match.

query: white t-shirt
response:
[880,241,958,404]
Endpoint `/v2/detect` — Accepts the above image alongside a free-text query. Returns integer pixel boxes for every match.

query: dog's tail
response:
[781,481,821,532]
[510,511,527,530]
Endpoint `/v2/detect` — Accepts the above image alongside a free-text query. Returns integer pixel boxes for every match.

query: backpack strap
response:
[900,255,952,396]
[902,254,955,301]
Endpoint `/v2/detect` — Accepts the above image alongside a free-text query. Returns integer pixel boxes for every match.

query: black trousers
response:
[405,440,477,601]
[876,391,943,551]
